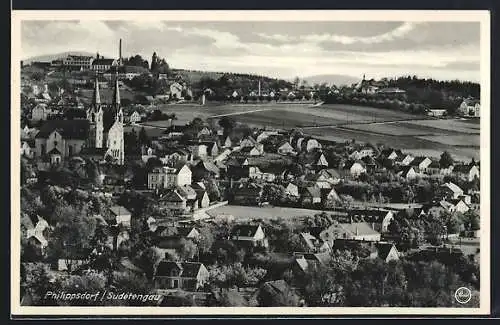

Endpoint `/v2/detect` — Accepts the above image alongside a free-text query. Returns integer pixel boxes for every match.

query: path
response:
[207,108,275,119]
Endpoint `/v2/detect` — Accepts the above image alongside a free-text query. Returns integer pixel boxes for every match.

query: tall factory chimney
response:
[119,38,122,65]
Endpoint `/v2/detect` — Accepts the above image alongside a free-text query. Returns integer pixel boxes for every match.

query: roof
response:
[261,280,291,296]
[300,232,319,250]
[47,147,61,155]
[375,243,396,260]
[453,164,475,173]
[409,156,429,166]
[162,190,186,203]
[340,222,380,237]
[92,58,116,65]
[442,182,463,194]
[428,161,441,169]
[178,185,197,199]
[232,224,261,237]
[196,160,219,174]
[398,166,415,177]
[35,120,90,140]
[176,227,198,237]
[109,205,131,216]
[155,261,203,278]
[304,186,321,198]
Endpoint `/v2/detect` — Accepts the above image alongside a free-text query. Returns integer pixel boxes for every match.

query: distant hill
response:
[22,51,97,64]
[302,74,360,87]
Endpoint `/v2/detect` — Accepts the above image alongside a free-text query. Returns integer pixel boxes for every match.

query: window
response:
[68,145,73,156]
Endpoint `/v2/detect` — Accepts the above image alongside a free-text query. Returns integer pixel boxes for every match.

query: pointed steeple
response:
[112,72,120,107]
[92,76,101,106]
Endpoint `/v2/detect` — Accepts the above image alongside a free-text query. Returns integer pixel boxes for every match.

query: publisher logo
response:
[454,287,472,304]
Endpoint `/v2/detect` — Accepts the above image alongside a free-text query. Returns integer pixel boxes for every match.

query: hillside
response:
[302,74,360,87]
[22,51,97,64]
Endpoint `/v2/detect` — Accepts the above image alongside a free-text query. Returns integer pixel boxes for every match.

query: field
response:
[137,103,480,161]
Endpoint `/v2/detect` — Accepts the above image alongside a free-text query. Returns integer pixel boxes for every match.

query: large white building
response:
[62,55,94,70]
[148,165,192,190]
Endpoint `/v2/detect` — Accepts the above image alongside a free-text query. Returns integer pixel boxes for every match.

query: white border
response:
[11,10,491,316]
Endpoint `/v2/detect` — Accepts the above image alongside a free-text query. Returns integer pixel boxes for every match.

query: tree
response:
[257,281,301,306]
[212,289,248,306]
[439,151,454,168]
[57,272,107,306]
[139,247,162,280]
[197,224,215,255]
[21,262,60,306]
[176,238,198,261]
[218,116,236,135]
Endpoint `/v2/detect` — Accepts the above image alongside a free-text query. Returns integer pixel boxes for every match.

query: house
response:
[440,182,464,200]
[159,148,192,166]
[292,252,331,276]
[317,169,342,185]
[374,242,400,262]
[277,141,295,155]
[21,140,36,158]
[319,222,381,246]
[193,187,210,209]
[347,161,366,177]
[458,98,480,117]
[347,208,395,233]
[427,109,447,117]
[197,127,212,138]
[129,111,141,124]
[90,58,117,72]
[301,187,322,206]
[108,205,132,227]
[192,160,220,180]
[214,148,232,163]
[397,166,418,180]
[256,131,279,143]
[170,82,184,100]
[248,166,276,182]
[426,161,442,175]
[233,183,263,205]
[450,198,470,213]
[34,119,90,161]
[231,224,268,248]
[189,143,208,159]
[409,156,432,172]
[298,233,331,253]
[178,185,199,209]
[148,164,192,190]
[24,215,50,254]
[380,149,403,161]
[305,139,322,152]
[395,154,414,166]
[350,147,374,160]
[31,104,57,121]
[240,136,257,148]
[159,190,188,212]
[453,164,480,181]
[284,183,300,198]
[154,261,209,290]
[321,187,341,205]
[313,152,329,169]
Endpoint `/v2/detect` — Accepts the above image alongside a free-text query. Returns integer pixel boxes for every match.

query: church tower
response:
[105,73,125,165]
[87,77,104,148]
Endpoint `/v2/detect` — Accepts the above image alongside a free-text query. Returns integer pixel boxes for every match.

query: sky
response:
[21,20,481,82]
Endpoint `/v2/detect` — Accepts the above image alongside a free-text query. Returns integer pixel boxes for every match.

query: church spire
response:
[113,72,120,107]
[93,76,101,106]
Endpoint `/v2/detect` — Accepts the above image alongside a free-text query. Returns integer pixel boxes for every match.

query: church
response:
[86,74,125,165]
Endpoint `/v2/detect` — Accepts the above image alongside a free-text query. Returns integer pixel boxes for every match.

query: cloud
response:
[256,22,420,45]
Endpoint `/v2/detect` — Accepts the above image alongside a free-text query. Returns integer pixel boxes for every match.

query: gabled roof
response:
[109,205,131,216]
[162,190,186,203]
[453,164,476,173]
[442,182,463,194]
[178,185,197,199]
[304,186,321,198]
[375,242,397,260]
[409,156,430,166]
[92,58,116,65]
[232,224,261,237]
[156,261,204,278]
[35,120,90,140]
[47,147,62,155]
[340,222,380,237]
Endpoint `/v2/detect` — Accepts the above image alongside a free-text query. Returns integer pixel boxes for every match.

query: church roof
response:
[35,120,90,140]
[92,77,101,105]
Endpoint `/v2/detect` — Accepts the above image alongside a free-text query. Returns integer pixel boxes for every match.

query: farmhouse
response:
[458,98,480,117]
[453,164,480,181]
[154,261,209,290]
[231,224,268,248]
